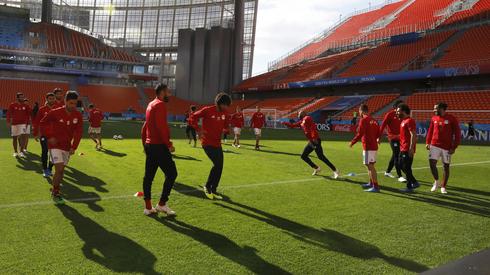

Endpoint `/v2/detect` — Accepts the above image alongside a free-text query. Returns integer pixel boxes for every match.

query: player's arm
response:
[190,107,205,132]
[283,120,301,128]
[141,121,148,147]
[408,121,417,157]
[451,117,461,153]
[40,110,55,143]
[155,104,173,150]
[26,105,32,126]
[379,113,390,137]
[32,109,42,139]
[426,119,434,150]
[71,114,83,154]
[249,114,255,128]
[350,119,365,147]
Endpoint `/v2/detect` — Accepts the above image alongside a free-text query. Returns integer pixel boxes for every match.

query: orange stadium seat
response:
[79,85,144,114]
[443,0,490,25]
[436,25,490,68]
[341,31,454,77]
[143,88,198,115]
[256,97,313,112]
[336,94,400,120]
[406,91,490,123]
[290,96,342,117]
[0,78,69,109]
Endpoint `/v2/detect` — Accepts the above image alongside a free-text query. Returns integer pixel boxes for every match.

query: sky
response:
[252,0,388,75]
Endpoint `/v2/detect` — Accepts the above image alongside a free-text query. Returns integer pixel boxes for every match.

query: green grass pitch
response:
[0,120,489,274]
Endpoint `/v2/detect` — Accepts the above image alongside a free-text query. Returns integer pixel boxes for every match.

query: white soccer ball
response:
[113,135,118,140]
[118,135,123,140]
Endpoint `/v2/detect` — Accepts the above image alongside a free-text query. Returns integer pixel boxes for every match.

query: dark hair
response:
[215,92,232,107]
[46,92,55,99]
[359,104,369,113]
[190,105,197,111]
[65,90,79,101]
[16,92,23,98]
[436,102,448,110]
[88,104,94,108]
[155,83,168,95]
[393,100,404,109]
[53,88,62,94]
[398,103,411,115]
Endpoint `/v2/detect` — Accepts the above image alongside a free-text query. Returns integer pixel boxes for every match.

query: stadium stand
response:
[436,24,490,68]
[406,90,490,123]
[79,85,144,114]
[278,0,408,66]
[0,16,26,49]
[278,48,367,83]
[340,31,454,77]
[336,94,400,119]
[230,99,261,110]
[0,78,69,109]
[443,0,490,26]
[255,97,314,112]
[288,96,342,117]
[235,66,291,90]
[0,17,141,63]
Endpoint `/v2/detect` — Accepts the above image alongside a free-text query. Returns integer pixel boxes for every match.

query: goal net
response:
[242,108,288,129]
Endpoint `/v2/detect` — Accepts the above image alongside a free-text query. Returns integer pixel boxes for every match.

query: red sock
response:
[158,200,166,207]
[144,199,152,210]
[372,182,379,189]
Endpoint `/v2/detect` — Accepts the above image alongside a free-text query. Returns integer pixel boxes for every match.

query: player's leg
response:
[254,128,261,149]
[97,133,102,148]
[368,163,379,190]
[203,146,224,198]
[301,142,318,174]
[364,151,379,192]
[51,163,66,203]
[40,137,51,177]
[191,128,197,147]
[19,133,27,153]
[314,140,337,171]
[155,145,178,215]
[385,140,396,176]
[12,135,18,155]
[186,126,192,144]
[429,146,441,191]
[392,140,403,179]
[142,144,160,214]
[440,151,451,194]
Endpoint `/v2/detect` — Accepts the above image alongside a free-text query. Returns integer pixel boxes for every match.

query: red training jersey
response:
[7,102,31,125]
[231,112,245,128]
[89,108,104,128]
[33,104,55,136]
[141,98,172,148]
[40,107,83,151]
[426,114,461,151]
[251,112,266,129]
[350,115,380,151]
[380,109,401,141]
[400,117,417,153]
[284,116,319,142]
[190,105,229,148]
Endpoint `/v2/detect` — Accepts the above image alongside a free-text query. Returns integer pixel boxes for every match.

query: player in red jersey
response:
[380,100,406,182]
[141,84,177,216]
[426,102,461,194]
[88,104,104,151]
[53,88,65,108]
[284,111,340,178]
[40,91,83,205]
[350,104,381,193]
[185,105,198,147]
[250,106,266,150]
[396,104,420,193]
[33,92,57,177]
[231,106,245,148]
[190,93,232,200]
[6,92,31,158]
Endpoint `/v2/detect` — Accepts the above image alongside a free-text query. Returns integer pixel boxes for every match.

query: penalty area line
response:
[0,160,489,210]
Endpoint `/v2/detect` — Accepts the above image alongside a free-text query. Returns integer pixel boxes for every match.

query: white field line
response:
[0,160,489,210]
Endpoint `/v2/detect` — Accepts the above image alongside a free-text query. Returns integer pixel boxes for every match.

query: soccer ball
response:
[118,135,123,140]
[113,135,119,140]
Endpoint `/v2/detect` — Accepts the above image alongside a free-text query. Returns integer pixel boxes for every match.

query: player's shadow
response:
[172,154,202,161]
[240,147,317,158]
[417,180,490,199]
[99,148,127,158]
[63,166,109,193]
[57,205,160,275]
[46,177,104,212]
[342,178,490,217]
[223,143,270,148]
[153,217,290,274]
[217,199,428,273]
[15,152,44,174]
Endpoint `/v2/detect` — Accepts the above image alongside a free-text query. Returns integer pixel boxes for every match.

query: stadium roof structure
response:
[0,0,258,88]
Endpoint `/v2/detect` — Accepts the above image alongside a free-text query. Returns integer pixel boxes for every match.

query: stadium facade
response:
[0,0,258,89]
